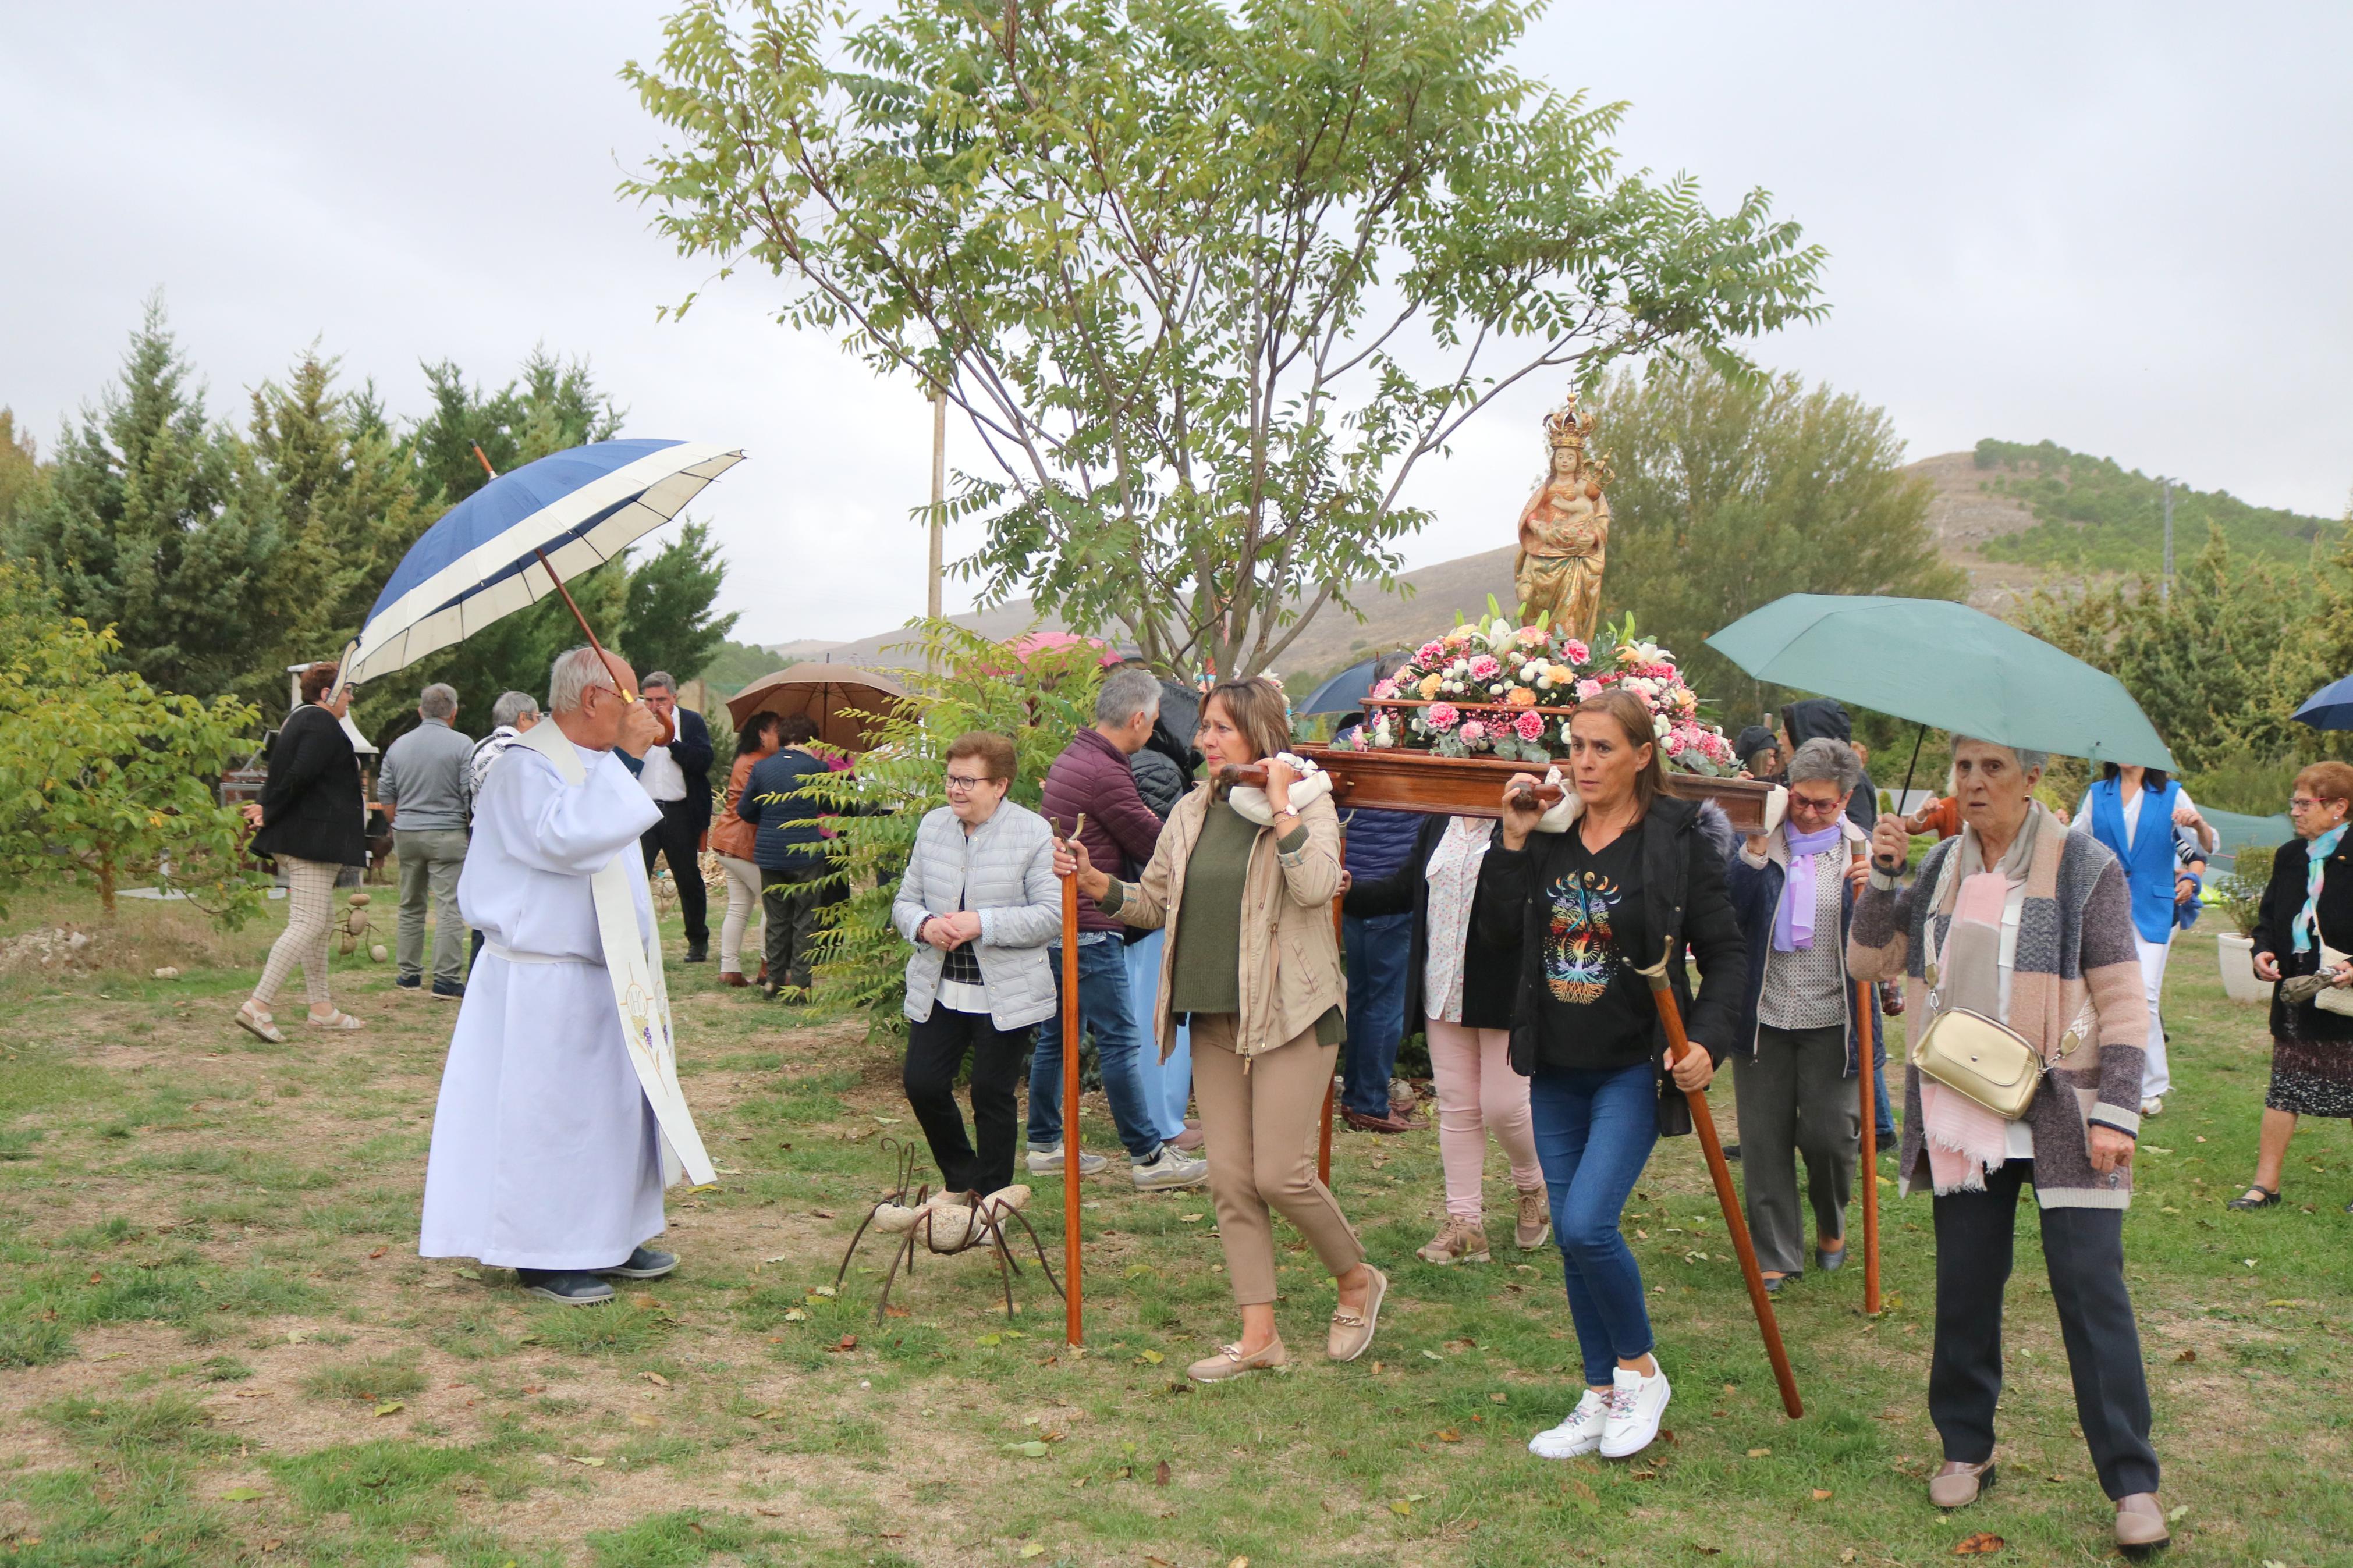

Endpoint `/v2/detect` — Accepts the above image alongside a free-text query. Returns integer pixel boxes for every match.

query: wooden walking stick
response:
[1058,814,1087,1346]
[1635,940,1804,1420]
[1852,845,1882,1316]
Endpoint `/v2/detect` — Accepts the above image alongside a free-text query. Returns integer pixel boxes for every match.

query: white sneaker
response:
[1527,1389,1609,1459]
[2140,1096,2163,1117]
[1027,1146,1108,1176]
[1599,1364,1671,1459]
[1130,1144,1210,1191]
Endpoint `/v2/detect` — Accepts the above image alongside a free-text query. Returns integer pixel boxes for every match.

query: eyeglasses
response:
[2290,797,2343,812]
[944,774,996,794]
[1787,792,1846,816]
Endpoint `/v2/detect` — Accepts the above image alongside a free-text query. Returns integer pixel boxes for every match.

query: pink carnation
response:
[1369,678,1397,700]
[1574,678,1606,701]
[1641,661,1678,681]
[1467,654,1502,680]
[1514,710,1545,742]
[1514,625,1549,645]
[1458,720,1487,745]
[1417,641,1446,664]
[1561,639,1591,664]
[1426,702,1460,731]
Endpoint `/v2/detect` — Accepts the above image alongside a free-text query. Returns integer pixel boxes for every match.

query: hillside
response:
[776,439,2343,689]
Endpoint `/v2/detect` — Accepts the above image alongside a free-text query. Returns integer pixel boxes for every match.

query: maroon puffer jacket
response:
[1038,728,1169,934]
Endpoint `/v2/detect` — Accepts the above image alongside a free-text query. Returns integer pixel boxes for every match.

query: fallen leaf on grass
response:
[1840,1553,1857,1565]
[570,1457,605,1468]
[1421,1350,1443,1361]
[830,1335,858,1353]
[1007,1441,1050,1458]
[1437,1429,1461,1442]
[1953,1533,2003,1555]
[639,1371,669,1387]
[367,1247,385,1260]
[86,1272,101,1285]
[810,1208,836,1219]
[783,1309,808,1322]
[1179,1213,1204,1223]
[1134,1349,1163,1366]
[1746,1448,1771,1458]
[453,1267,481,1281]
[1018,1545,1045,1559]
[2174,1349,2196,1363]
[883,1305,911,1318]
[1154,1460,1170,1486]
[1811,1489,1833,1501]
[233,1391,271,1400]
[2167,1505,2188,1523]
[808,1285,838,1297]
[374,1402,404,1417]
[221,1487,265,1502]
[1489,1391,1508,1403]
[1694,1549,1722,1558]
[1227,1558,1250,1568]
[1389,1500,1412,1517]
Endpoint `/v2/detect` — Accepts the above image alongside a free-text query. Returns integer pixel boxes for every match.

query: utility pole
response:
[927,388,947,622]
[2160,477,2174,605]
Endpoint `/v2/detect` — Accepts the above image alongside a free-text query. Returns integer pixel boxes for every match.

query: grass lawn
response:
[1,883,2348,1566]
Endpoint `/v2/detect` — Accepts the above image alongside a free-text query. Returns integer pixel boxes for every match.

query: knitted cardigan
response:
[1846,816,2149,1210]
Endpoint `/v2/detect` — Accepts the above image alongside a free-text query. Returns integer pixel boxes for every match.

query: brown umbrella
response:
[724,664,911,752]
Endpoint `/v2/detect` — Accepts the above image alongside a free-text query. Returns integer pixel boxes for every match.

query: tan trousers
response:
[1190,1014,1365,1306]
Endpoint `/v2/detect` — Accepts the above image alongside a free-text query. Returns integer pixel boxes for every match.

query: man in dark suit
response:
[623,671,715,962]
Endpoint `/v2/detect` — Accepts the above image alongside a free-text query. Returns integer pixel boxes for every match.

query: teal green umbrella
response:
[1706,594,2176,769]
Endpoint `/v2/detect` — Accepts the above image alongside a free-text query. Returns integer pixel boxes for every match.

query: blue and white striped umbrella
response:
[340,439,744,688]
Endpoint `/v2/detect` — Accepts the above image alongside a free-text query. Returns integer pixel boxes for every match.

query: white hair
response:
[548,646,619,714]
[489,690,540,730]
[418,683,458,720]
[1787,737,1863,795]
[641,671,676,695]
[1095,666,1163,728]
[1953,735,2049,773]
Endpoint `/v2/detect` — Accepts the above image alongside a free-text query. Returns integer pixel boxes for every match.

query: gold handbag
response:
[1911,1005,2048,1121]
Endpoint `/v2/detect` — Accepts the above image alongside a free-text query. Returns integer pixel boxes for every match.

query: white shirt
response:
[636,743,688,803]
[2071,783,2208,853]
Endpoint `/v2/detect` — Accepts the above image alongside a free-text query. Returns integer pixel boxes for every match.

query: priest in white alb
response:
[420,645,715,1305]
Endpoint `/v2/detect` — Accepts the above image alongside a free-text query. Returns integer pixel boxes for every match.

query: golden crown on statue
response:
[1543,397,1597,450]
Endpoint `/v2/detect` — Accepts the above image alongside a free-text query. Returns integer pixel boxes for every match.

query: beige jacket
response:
[1101,783,1343,1062]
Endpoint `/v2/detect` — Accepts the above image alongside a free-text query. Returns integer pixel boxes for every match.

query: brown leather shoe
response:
[1343,1107,1424,1135]
[718,971,750,988]
[755,961,768,984]
[1928,1459,1995,1509]
[2114,1493,2170,1554]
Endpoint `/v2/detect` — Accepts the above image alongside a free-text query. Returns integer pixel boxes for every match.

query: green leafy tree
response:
[0,564,264,921]
[0,408,43,526]
[1595,363,1965,710]
[5,298,282,699]
[624,0,1825,677]
[804,621,1103,1024]
[621,520,740,683]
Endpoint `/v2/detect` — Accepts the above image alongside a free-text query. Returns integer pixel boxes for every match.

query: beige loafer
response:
[1327,1265,1388,1363]
[1187,1337,1287,1383]
[2114,1492,2170,1554]
[1928,1459,1995,1509]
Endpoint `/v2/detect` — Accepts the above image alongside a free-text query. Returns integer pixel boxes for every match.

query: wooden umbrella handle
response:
[1059,813,1087,1346]
[1637,941,1804,1420]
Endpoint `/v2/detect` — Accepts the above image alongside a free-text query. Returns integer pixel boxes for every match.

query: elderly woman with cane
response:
[2229,760,2353,1211]
[1726,737,1878,1293]
[1054,676,1383,1383]
[1848,737,2169,1554]
[1477,688,1748,1463]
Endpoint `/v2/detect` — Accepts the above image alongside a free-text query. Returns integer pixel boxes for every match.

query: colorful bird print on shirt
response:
[1546,869,1626,1004]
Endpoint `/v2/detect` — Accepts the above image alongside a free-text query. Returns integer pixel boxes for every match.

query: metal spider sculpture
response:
[832,1140,1065,1321]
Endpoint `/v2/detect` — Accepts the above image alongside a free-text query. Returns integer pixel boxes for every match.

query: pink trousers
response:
[1424,1017,1544,1222]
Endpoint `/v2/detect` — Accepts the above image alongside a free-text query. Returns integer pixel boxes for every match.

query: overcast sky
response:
[5,2,2348,648]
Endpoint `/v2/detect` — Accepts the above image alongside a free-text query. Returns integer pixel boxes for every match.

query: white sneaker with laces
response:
[1130,1144,1210,1190]
[1027,1145,1109,1176]
[1599,1364,1671,1459]
[2139,1096,2163,1117]
[1527,1389,1609,1459]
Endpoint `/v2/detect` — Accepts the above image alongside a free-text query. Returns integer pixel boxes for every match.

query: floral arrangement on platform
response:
[1339,607,1739,774]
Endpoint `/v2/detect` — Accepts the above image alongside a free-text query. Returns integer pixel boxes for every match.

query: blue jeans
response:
[1341,912,1413,1117]
[1122,929,1191,1141]
[1528,1059,1660,1386]
[1026,934,1165,1162]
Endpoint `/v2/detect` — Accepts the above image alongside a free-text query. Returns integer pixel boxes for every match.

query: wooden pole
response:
[1060,816,1085,1347]
[1637,941,1804,1420]
[927,390,946,624]
[1854,849,1881,1315]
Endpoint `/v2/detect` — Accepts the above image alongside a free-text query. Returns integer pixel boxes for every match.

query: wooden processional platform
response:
[1287,745,1773,832]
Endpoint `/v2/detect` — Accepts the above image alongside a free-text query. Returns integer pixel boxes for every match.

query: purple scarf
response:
[1773,824,1846,952]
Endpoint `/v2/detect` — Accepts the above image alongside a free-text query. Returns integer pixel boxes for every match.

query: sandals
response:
[2225,1185,2281,1210]
[234,1003,286,1044]
[304,1008,365,1031]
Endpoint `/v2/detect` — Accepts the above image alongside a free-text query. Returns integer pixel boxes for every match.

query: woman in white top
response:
[2070,763,2217,1116]
[1343,814,1548,1265]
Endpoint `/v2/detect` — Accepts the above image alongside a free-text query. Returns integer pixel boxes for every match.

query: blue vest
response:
[2088,777,2180,944]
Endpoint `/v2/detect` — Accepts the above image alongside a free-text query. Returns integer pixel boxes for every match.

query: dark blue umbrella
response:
[2294,673,2353,730]
[1300,655,1388,717]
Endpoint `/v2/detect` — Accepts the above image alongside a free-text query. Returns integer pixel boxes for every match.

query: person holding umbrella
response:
[2229,762,2353,1211]
[1848,737,2168,1552]
[1477,688,1748,1462]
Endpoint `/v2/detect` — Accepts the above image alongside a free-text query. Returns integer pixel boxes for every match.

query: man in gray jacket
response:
[379,682,474,999]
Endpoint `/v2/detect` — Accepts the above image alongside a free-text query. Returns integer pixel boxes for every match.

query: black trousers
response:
[760,862,832,993]
[903,1004,1032,1196]
[640,801,708,946]
[1930,1161,2159,1499]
